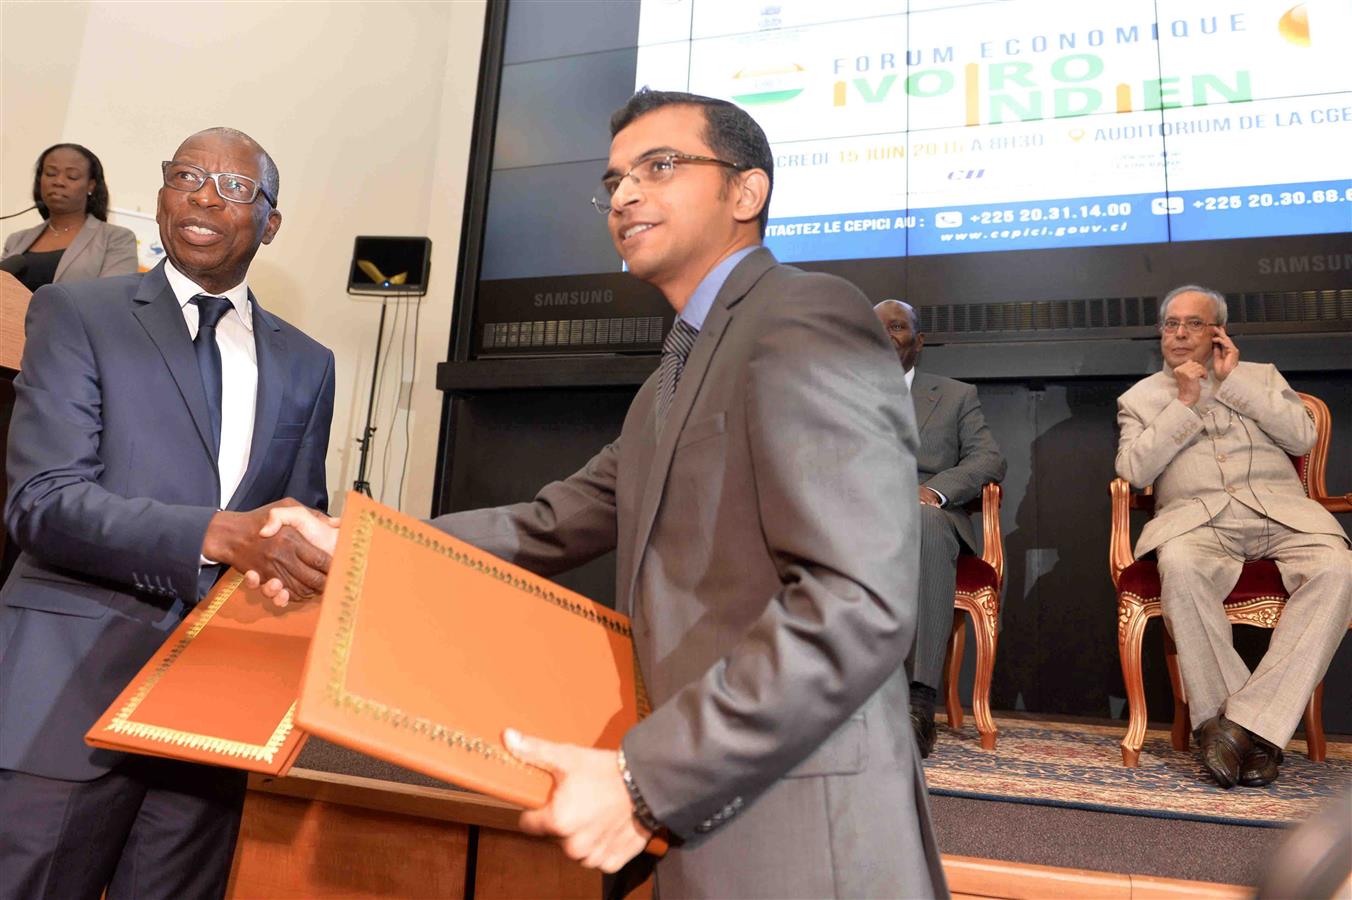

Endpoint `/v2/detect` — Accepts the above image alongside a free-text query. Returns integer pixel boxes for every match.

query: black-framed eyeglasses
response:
[590,152,747,214]
[161,161,276,207]
[1158,317,1219,334]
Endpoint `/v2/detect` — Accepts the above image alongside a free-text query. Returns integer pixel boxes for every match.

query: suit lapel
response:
[912,372,941,432]
[228,295,286,510]
[131,263,217,469]
[626,248,777,598]
[7,222,43,256]
[53,215,96,281]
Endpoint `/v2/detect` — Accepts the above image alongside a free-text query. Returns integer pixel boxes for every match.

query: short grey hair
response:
[1159,284,1227,326]
[874,297,917,327]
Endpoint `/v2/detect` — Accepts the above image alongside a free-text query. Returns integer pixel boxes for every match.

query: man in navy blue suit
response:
[0,127,335,899]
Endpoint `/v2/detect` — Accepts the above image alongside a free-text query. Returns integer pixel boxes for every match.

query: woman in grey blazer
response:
[1,143,138,291]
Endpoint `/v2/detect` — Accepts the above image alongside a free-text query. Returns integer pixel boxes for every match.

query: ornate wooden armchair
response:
[943,482,1005,750]
[1111,392,1352,767]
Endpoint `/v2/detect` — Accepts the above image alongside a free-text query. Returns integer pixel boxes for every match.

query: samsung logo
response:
[534,289,615,307]
[1256,253,1352,275]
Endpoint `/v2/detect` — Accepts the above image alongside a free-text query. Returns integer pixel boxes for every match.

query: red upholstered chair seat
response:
[1116,560,1161,600]
[1225,559,1287,603]
[1115,558,1287,606]
[955,554,998,595]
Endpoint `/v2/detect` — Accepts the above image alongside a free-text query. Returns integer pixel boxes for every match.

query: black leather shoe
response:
[911,703,938,759]
[1195,716,1251,789]
[1239,734,1284,787]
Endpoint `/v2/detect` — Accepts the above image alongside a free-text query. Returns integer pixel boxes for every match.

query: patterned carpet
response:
[922,716,1352,827]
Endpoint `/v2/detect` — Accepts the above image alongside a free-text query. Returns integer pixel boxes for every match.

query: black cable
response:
[372,295,403,503]
[1197,406,1244,562]
[397,295,422,511]
[1238,415,1275,560]
[0,204,37,220]
[379,295,409,505]
[1197,401,1274,562]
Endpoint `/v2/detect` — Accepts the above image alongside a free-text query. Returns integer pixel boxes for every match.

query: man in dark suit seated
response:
[874,299,1007,757]
[0,127,336,899]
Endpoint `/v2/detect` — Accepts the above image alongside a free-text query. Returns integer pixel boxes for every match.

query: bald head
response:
[176,127,280,206]
[157,127,283,293]
[874,298,923,372]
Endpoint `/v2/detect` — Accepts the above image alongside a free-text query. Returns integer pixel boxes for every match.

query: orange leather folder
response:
[296,491,650,811]
[85,571,315,775]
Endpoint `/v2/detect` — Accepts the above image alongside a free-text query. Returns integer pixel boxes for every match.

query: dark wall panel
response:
[442,389,637,606]
[439,373,1352,732]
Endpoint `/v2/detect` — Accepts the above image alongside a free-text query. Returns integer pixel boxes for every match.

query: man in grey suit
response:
[266,90,946,897]
[1116,284,1350,788]
[874,299,1006,757]
[0,128,335,899]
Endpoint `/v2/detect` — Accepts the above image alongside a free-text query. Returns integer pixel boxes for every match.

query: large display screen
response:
[636,0,1350,261]
[468,0,1350,358]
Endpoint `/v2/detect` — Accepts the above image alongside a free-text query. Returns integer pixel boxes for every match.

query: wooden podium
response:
[1,270,30,370]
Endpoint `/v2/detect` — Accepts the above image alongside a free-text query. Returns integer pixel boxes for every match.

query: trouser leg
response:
[1155,515,1247,730]
[906,503,962,692]
[0,767,144,900]
[105,757,248,900]
[1224,517,1352,747]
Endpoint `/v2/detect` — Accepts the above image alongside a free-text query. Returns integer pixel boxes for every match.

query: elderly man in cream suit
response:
[1116,284,1351,789]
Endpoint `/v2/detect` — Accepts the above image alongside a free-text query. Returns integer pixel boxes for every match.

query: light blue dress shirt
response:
[678,246,758,331]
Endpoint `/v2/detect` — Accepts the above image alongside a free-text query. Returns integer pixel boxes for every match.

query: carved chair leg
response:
[1163,629,1190,752]
[1119,595,1151,767]
[968,591,999,751]
[946,611,966,730]
[1304,682,1326,763]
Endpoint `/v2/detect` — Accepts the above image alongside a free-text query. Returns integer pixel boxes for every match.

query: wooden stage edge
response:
[227,767,1249,899]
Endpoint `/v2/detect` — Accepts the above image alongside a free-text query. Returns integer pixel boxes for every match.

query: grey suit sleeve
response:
[5,285,215,598]
[428,439,620,576]
[1214,364,1315,457]
[923,383,1006,506]
[624,278,920,839]
[1115,390,1203,489]
[98,225,139,277]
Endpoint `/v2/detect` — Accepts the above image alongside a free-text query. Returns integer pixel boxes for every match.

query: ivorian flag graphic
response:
[730,63,807,105]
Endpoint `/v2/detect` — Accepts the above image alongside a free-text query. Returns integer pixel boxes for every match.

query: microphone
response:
[0,255,27,277]
[0,204,38,220]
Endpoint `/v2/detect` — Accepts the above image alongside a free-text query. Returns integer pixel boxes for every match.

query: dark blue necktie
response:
[190,294,233,457]
[656,318,699,428]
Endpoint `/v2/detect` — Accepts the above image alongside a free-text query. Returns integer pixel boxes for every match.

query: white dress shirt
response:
[162,260,258,509]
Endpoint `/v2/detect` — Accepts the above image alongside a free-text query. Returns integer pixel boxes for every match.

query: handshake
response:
[202,500,341,607]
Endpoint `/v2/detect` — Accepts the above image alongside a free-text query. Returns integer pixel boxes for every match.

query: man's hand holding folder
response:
[504,728,653,874]
[265,496,663,875]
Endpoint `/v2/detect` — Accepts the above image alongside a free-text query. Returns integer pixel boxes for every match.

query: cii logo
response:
[730,64,807,105]
[1278,4,1311,45]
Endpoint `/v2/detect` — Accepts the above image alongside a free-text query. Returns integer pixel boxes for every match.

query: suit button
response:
[1225,485,1236,494]
[1216,453,1226,462]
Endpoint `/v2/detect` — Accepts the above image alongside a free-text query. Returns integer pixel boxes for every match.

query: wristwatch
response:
[616,748,664,834]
